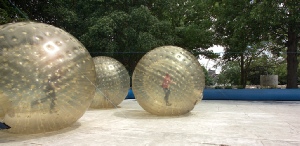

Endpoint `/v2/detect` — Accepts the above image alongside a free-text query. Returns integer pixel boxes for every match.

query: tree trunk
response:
[286,27,298,89]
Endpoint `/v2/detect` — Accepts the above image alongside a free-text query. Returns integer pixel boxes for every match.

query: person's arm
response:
[171,79,176,85]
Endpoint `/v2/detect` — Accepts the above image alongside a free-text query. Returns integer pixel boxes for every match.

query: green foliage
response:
[207,0,300,88]
[150,21,176,45]
[247,49,284,85]
[275,63,287,85]
[180,0,215,56]
[1,0,227,78]
[217,61,240,86]
[214,86,223,89]
[236,85,245,89]
[201,66,214,86]
[249,1,300,88]
[204,0,262,88]
[0,0,27,24]
[177,24,213,50]
[71,0,214,74]
[224,86,233,89]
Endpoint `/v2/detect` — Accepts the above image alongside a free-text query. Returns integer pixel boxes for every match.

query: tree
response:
[69,0,215,75]
[217,61,240,86]
[3,0,216,77]
[10,0,79,35]
[201,66,215,86]
[247,50,284,85]
[74,2,179,75]
[0,0,27,24]
[274,61,287,85]
[207,0,264,88]
[250,1,300,88]
[207,0,300,88]
[180,0,216,57]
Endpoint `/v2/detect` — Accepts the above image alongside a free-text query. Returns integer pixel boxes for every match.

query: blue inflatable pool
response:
[126,88,300,101]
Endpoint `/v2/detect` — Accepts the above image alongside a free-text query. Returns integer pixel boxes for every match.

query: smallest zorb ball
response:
[90,56,130,108]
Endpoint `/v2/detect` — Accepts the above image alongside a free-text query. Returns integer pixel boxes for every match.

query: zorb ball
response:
[0,22,96,134]
[132,46,205,116]
[90,56,130,108]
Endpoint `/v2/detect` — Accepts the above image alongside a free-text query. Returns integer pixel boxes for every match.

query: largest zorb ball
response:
[0,22,96,134]
[132,46,205,116]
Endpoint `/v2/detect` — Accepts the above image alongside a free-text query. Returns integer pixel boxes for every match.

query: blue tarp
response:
[126,88,300,101]
[203,89,300,101]
[126,88,135,99]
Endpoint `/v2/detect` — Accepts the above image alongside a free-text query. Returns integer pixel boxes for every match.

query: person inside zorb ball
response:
[161,73,176,106]
[132,45,205,116]
[0,22,96,134]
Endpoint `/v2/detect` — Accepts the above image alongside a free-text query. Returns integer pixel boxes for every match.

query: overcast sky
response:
[198,45,224,74]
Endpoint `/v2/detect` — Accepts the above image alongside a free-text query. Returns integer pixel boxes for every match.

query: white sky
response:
[198,45,224,74]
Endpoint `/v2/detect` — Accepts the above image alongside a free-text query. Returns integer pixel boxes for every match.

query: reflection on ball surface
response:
[132,46,205,116]
[0,22,96,134]
[90,56,130,108]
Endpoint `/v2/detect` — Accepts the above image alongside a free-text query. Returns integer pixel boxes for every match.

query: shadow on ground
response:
[0,122,81,143]
[113,109,192,119]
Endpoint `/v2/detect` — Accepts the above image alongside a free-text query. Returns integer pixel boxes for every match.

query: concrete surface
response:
[1,99,300,146]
